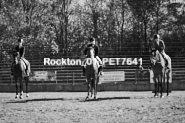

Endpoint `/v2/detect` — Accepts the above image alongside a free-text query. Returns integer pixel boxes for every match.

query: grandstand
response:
[0,42,185,91]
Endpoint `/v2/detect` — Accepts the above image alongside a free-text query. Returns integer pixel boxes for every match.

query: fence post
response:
[135,69,138,84]
[55,71,57,84]
[73,72,74,85]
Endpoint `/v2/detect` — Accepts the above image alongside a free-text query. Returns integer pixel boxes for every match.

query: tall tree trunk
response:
[120,0,125,50]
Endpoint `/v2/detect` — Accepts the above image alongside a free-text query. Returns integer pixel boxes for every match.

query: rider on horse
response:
[11,38,30,76]
[149,34,170,69]
[82,37,103,76]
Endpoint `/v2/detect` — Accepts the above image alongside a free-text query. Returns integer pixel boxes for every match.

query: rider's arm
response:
[159,40,165,51]
[95,45,99,56]
[13,46,18,56]
[149,42,154,51]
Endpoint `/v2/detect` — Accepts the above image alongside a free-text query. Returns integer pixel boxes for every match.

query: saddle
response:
[150,50,168,67]
[83,57,100,68]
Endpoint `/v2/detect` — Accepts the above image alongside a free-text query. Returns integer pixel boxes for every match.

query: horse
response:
[150,50,172,98]
[12,51,30,99]
[84,47,99,100]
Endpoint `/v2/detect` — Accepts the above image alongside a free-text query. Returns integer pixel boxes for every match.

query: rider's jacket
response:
[150,40,165,53]
[14,45,25,58]
[84,44,99,57]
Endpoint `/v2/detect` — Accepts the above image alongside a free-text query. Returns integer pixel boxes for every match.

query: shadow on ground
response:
[6,96,131,103]
[6,98,65,103]
[83,96,131,102]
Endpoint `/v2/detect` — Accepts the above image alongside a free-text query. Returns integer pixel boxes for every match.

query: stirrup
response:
[99,71,104,76]
[166,66,170,70]
[25,71,29,76]
[27,72,29,76]
[148,66,152,70]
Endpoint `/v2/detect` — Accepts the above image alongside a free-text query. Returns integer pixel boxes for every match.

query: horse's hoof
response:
[94,95,98,99]
[26,93,29,98]
[15,95,18,99]
[154,95,158,98]
[85,96,89,100]
[160,95,165,98]
[91,95,94,99]
[20,95,23,99]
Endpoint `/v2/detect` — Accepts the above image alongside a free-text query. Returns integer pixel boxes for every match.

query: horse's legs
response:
[86,78,91,100]
[154,75,158,97]
[166,71,170,96]
[92,78,96,99]
[19,77,23,99]
[90,79,94,98]
[157,76,160,94]
[25,76,29,97]
[27,62,31,75]
[160,74,164,98]
[166,79,169,96]
[94,77,98,99]
[15,78,19,98]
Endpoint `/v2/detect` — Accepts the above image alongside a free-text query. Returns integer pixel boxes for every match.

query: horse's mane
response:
[151,50,163,63]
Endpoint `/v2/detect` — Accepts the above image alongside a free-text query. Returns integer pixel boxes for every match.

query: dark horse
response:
[150,50,172,98]
[12,52,30,99]
[85,47,99,100]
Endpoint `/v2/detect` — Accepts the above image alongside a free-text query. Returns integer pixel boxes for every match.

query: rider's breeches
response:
[82,56,103,66]
[160,51,170,67]
[160,51,168,59]
[96,56,103,65]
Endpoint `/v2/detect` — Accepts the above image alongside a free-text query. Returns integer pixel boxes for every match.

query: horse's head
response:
[13,51,20,64]
[150,50,160,66]
[86,47,95,58]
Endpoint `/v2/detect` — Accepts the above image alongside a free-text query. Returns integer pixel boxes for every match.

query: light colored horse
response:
[150,50,172,98]
[85,47,99,100]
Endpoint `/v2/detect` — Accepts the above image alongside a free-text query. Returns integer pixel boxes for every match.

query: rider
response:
[82,37,104,76]
[149,34,170,69]
[11,38,30,76]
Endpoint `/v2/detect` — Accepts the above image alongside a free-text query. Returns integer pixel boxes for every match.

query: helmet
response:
[89,37,95,42]
[18,38,23,42]
[153,34,160,39]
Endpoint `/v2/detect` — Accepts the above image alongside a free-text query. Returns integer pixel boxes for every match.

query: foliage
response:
[0,0,184,60]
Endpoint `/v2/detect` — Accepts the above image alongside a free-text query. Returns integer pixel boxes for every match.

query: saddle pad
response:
[84,58,99,68]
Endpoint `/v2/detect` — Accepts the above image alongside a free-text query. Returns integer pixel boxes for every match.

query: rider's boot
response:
[164,58,170,69]
[161,53,170,69]
[98,66,104,75]
[25,68,29,76]
[25,64,29,76]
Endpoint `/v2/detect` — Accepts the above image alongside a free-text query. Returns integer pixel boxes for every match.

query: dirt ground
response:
[0,91,185,123]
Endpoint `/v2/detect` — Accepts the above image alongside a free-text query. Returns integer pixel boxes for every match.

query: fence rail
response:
[1,42,185,63]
